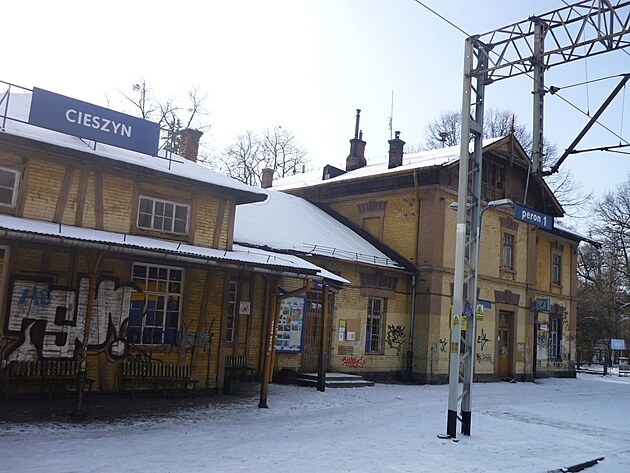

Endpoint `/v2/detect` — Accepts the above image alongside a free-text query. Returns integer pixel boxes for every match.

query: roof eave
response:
[0,130,267,205]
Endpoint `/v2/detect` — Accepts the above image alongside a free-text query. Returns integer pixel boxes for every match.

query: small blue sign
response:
[464,303,473,317]
[29,87,159,156]
[478,299,492,309]
[513,204,554,231]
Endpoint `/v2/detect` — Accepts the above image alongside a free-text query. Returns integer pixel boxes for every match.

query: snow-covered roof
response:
[550,222,600,247]
[273,138,503,190]
[0,214,348,284]
[0,91,267,204]
[234,189,407,270]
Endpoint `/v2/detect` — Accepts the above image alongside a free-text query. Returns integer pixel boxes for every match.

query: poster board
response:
[276,296,306,353]
[345,319,361,342]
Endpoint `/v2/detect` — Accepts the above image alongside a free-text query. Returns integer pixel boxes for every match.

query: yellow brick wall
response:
[20,160,65,222]
[0,243,239,391]
[330,193,419,263]
[0,151,232,249]
[328,262,410,373]
[101,174,134,233]
[193,197,217,247]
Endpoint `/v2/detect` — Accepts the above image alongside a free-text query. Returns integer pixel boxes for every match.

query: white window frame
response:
[552,254,562,285]
[502,232,515,270]
[366,297,385,354]
[0,166,20,207]
[128,263,184,345]
[137,195,190,235]
[550,317,561,359]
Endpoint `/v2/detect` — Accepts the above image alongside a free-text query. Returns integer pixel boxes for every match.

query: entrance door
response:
[300,292,334,373]
[497,311,513,378]
[300,293,322,372]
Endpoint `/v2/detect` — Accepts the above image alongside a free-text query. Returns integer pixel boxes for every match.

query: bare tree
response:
[422,108,593,214]
[260,126,308,178]
[423,108,531,151]
[594,179,630,285]
[122,80,210,153]
[423,110,462,149]
[218,131,264,186]
[217,127,308,186]
[577,177,630,365]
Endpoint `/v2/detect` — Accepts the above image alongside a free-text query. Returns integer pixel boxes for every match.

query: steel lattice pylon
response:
[446,0,630,439]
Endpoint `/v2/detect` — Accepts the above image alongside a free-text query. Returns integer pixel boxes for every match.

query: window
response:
[483,161,505,189]
[552,254,562,285]
[366,297,385,354]
[137,196,189,235]
[128,263,183,345]
[502,233,514,270]
[549,317,561,359]
[225,280,238,342]
[0,167,19,206]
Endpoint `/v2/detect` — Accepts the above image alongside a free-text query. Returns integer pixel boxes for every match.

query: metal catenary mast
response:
[447,0,630,439]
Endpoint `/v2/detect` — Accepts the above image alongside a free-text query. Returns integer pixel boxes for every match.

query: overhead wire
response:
[551,92,629,145]
[621,81,627,143]
[551,73,626,91]
[411,0,470,37]
[409,0,630,157]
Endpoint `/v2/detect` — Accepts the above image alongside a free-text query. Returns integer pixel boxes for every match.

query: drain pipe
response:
[406,274,417,377]
[406,169,421,379]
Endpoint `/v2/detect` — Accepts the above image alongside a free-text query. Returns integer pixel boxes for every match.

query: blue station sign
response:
[513,204,554,231]
[29,87,159,156]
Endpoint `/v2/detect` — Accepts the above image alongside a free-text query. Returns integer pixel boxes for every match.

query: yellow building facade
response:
[0,91,342,403]
[278,133,586,382]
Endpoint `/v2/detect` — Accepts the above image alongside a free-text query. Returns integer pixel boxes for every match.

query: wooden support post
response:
[73,251,105,416]
[317,284,330,392]
[259,277,280,408]
[190,270,213,382]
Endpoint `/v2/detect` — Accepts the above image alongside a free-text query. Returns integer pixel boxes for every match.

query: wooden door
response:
[300,293,322,372]
[497,311,512,378]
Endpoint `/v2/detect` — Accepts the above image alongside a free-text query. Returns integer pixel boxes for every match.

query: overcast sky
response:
[3,1,629,212]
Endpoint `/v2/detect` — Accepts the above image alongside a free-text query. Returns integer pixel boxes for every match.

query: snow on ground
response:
[1,373,629,473]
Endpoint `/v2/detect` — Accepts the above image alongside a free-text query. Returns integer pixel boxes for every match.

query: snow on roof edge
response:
[0,91,267,203]
[0,214,349,284]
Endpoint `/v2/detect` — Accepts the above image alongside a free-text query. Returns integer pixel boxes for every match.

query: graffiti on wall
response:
[438,339,447,352]
[474,329,493,365]
[537,322,549,361]
[3,275,216,363]
[476,353,493,364]
[517,340,531,366]
[385,324,405,358]
[3,276,137,362]
[476,329,489,352]
[341,355,366,368]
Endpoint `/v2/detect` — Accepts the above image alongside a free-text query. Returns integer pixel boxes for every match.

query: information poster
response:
[276,296,305,353]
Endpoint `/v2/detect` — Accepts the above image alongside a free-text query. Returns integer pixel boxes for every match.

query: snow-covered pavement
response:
[1,373,629,472]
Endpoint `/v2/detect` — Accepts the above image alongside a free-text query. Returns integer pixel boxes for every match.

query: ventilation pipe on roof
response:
[261,168,275,189]
[388,131,405,169]
[346,109,367,171]
[178,128,204,162]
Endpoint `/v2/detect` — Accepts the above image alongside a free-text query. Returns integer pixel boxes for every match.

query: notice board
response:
[276,296,306,353]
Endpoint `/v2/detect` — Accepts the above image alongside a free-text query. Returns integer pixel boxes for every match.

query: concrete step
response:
[295,372,375,388]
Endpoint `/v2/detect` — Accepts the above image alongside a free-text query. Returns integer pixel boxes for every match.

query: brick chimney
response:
[388,131,405,169]
[261,167,274,189]
[346,109,367,171]
[178,128,203,162]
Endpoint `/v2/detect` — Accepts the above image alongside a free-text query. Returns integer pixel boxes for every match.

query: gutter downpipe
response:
[406,169,421,378]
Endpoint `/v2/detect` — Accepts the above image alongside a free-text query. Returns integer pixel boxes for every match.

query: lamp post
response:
[445,198,514,438]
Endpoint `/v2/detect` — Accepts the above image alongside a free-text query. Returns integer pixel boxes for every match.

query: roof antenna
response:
[389,90,394,140]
